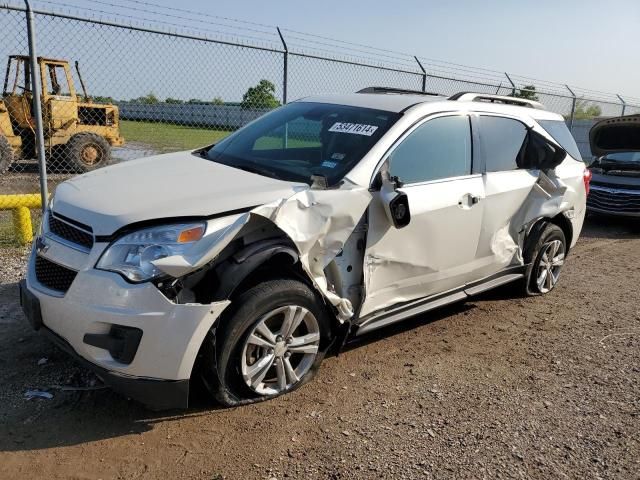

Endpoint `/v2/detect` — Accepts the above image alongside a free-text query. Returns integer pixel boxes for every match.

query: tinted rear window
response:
[479,116,528,172]
[539,120,582,161]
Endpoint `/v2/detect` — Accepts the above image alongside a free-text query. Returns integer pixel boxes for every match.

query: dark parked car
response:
[588,115,640,216]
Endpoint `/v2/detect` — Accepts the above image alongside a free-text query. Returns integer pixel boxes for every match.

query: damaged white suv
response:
[20,88,589,409]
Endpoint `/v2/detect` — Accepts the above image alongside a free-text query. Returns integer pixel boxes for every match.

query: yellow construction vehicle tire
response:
[0,134,14,175]
[65,133,111,172]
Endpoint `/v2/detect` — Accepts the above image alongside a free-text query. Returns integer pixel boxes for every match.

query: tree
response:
[187,98,204,104]
[165,97,184,104]
[511,84,539,101]
[211,96,225,105]
[241,80,280,109]
[132,92,159,104]
[573,99,602,120]
[92,95,115,104]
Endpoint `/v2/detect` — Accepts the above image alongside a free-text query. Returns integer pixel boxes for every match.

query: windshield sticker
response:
[331,153,346,160]
[328,122,378,136]
[322,160,338,168]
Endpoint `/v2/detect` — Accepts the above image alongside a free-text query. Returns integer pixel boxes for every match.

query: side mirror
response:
[517,130,566,171]
[379,173,411,229]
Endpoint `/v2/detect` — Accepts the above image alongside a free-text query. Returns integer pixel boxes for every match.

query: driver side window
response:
[389,115,472,184]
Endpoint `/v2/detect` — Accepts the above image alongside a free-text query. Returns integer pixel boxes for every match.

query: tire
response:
[200,279,332,407]
[523,223,567,296]
[65,133,111,172]
[0,134,14,175]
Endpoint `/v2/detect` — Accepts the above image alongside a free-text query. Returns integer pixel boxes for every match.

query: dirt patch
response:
[0,215,638,479]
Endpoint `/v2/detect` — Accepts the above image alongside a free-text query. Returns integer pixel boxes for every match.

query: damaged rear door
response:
[359,113,484,318]
[472,114,539,277]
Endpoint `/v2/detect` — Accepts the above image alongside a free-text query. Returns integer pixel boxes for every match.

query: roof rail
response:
[449,92,546,110]
[357,86,441,97]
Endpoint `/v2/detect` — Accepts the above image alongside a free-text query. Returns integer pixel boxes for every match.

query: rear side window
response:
[389,115,472,184]
[479,116,528,172]
[538,120,582,161]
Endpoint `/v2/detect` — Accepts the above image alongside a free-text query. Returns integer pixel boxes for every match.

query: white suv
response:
[20,88,589,409]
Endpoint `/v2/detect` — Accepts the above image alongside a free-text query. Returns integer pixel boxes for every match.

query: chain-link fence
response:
[0,1,639,247]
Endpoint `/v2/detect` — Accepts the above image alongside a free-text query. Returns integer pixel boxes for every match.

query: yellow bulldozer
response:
[0,55,123,174]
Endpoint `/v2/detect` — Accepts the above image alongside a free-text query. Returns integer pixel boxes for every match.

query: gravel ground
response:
[0,215,638,480]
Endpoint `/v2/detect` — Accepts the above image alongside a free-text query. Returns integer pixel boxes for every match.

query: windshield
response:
[603,152,640,162]
[206,102,400,185]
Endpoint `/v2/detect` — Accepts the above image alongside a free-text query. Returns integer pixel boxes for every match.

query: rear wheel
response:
[200,279,332,407]
[523,223,567,295]
[65,133,111,172]
[0,134,14,174]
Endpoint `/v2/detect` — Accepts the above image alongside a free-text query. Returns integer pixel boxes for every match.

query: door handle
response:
[458,193,480,209]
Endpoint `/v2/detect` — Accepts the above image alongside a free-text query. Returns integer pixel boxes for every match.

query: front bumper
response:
[22,239,229,409]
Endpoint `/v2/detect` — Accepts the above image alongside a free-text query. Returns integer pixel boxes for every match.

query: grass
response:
[0,210,41,248]
[120,120,231,153]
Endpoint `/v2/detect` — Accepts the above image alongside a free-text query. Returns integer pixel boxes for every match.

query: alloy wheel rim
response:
[240,305,320,396]
[536,239,565,293]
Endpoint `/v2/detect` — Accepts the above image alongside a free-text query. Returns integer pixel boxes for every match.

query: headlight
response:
[96,222,206,282]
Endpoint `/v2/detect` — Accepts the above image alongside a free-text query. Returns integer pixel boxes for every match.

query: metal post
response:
[565,84,577,131]
[24,0,48,212]
[617,94,627,116]
[504,72,516,96]
[276,27,288,104]
[414,56,427,93]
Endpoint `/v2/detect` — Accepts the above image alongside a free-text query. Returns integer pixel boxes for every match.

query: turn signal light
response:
[177,226,205,243]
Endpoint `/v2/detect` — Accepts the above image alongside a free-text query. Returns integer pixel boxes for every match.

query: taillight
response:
[583,168,592,196]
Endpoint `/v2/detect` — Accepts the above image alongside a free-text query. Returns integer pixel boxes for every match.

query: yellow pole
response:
[0,194,44,245]
[12,206,33,244]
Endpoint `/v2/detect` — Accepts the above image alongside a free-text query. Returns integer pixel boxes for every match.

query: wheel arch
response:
[549,212,573,251]
[210,238,305,302]
[524,213,572,263]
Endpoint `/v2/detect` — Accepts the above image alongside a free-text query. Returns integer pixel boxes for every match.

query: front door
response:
[359,114,485,318]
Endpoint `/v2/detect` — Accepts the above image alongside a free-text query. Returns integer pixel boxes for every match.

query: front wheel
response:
[200,279,332,407]
[523,223,567,295]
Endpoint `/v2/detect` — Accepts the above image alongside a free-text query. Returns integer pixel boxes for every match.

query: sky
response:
[3,0,639,105]
[169,0,640,99]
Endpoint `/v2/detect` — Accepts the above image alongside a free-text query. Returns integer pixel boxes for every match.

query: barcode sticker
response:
[328,122,379,136]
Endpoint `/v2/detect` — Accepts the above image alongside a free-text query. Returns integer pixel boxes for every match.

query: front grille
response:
[49,213,94,249]
[591,180,640,191]
[587,187,640,214]
[34,256,78,293]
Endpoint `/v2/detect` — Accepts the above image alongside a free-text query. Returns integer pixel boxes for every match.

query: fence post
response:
[504,72,516,96]
[24,0,48,213]
[414,56,426,93]
[617,94,626,116]
[276,27,288,104]
[565,84,577,131]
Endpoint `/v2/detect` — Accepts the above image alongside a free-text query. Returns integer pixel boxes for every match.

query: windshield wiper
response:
[232,163,282,180]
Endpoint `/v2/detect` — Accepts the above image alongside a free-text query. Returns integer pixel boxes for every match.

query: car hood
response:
[52,151,306,236]
[589,114,640,157]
